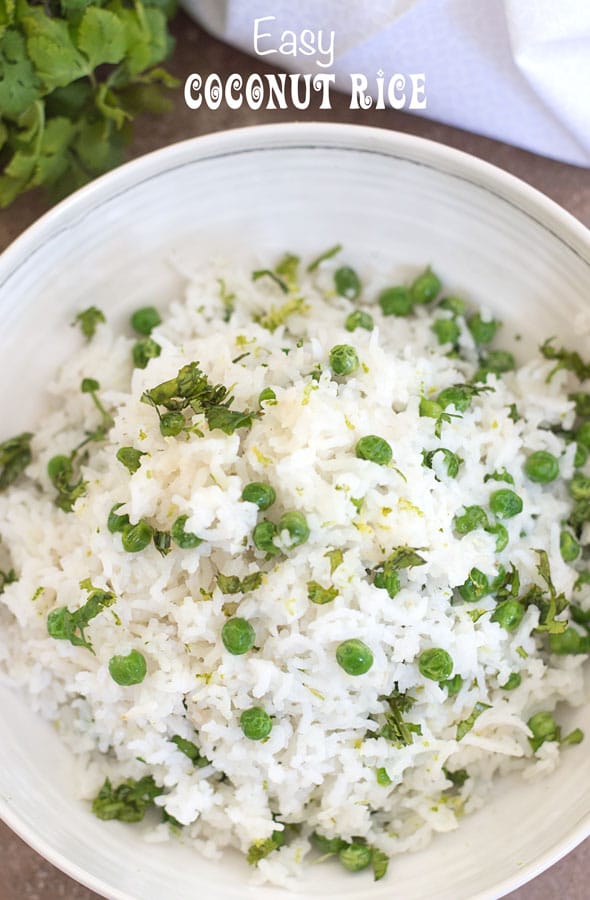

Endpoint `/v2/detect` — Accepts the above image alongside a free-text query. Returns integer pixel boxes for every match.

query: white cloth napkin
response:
[182,0,590,167]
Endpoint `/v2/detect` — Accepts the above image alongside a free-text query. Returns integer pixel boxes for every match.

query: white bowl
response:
[1,123,590,900]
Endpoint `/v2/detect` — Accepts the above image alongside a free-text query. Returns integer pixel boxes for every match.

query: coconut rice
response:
[0,249,589,887]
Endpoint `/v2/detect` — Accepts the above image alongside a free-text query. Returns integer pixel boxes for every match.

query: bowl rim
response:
[1,120,589,900]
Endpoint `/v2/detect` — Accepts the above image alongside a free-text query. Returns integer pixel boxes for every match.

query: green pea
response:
[524,450,559,483]
[132,337,161,369]
[240,706,272,740]
[458,568,489,603]
[242,482,276,510]
[467,313,498,345]
[418,647,453,681]
[278,511,310,548]
[574,444,588,468]
[329,344,359,376]
[439,296,467,316]
[160,411,185,437]
[379,286,413,317]
[258,387,277,405]
[491,599,524,631]
[252,520,280,555]
[485,523,509,552]
[560,530,580,562]
[108,502,130,534]
[116,447,146,474]
[500,672,522,690]
[576,421,590,451]
[570,473,590,499]
[432,319,460,345]
[336,639,374,675]
[108,649,147,685]
[221,617,255,655]
[410,267,441,305]
[130,306,161,336]
[345,310,374,332]
[334,266,361,300]
[489,489,523,519]
[527,711,559,752]
[171,515,202,549]
[339,842,372,872]
[121,520,153,553]
[453,505,487,535]
[355,435,392,466]
[549,627,590,655]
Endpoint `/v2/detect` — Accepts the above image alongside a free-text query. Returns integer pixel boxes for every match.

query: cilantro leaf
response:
[0,28,40,118]
[247,830,285,865]
[77,7,126,69]
[92,775,162,822]
[541,339,590,382]
[47,580,116,653]
[0,432,32,491]
[22,10,90,90]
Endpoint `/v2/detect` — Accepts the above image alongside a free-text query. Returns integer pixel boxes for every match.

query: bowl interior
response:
[1,124,589,900]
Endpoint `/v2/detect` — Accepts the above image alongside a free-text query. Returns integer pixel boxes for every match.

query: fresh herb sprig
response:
[142,361,258,436]
[0,432,33,491]
[47,578,116,653]
[92,775,162,822]
[0,0,178,208]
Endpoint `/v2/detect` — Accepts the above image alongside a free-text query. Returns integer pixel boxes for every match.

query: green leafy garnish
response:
[72,307,105,342]
[81,377,114,434]
[92,775,162,823]
[377,686,421,747]
[47,453,87,512]
[247,830,286,865]
[216,572,263,594]
[541,339,590,382]
[0,2,177,208]
[443,767,469,788]
[307,244,342,272]
[116,446,147,474]
[456,702,491,741]
[142,361,257,437]
[371,546,427,599]
[523,550,568,635]
[371,847,389,881]
[47,578,115,653]
[324,548,344,574]
[0,568,17,594]
[484,469,514,485]
[307,580,338,605]
[217,278,236,322]
[0,432,33,491]
[421,447,461,478]
[171,734,210,768]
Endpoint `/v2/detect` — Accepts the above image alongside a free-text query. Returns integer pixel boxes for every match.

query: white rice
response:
[1,251,589,887]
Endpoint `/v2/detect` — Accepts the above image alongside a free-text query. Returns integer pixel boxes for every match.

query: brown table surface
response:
[1,13,590,900]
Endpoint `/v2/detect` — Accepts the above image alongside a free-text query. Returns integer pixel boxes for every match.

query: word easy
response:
[254,16,335,69]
